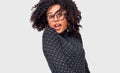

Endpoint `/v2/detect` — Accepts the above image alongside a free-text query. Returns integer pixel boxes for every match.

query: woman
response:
[30,0,90,73]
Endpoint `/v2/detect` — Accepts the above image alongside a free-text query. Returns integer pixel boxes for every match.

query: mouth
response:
[53,24,62,30]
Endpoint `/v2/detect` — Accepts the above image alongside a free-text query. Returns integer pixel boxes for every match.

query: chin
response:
[56,31,62,34]
[56,28,67,34]
[56,30,63,34]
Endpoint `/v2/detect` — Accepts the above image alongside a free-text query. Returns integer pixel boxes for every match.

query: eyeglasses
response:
[47,12,66,22]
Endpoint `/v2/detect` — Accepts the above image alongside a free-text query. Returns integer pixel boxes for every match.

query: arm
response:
[78,33,90,73]
[42,27,75,73]
[84,58,90,73]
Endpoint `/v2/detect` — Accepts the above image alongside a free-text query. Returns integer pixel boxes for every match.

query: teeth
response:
[54,24,61,27]
[54,24,61,30]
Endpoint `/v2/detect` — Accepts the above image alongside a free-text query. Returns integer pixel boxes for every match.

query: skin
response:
[46,4,68,34]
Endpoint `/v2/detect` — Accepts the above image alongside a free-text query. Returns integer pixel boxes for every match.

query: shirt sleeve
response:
[42,27,76,73]
[78,33,90,73]
[84,58,90,73]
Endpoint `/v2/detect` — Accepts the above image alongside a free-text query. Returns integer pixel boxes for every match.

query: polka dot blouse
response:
[42,27,90,73]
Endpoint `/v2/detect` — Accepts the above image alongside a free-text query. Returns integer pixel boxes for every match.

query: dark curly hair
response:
[30,0,82,35]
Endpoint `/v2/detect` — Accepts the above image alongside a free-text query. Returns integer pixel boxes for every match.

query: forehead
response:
[47,4,66,15]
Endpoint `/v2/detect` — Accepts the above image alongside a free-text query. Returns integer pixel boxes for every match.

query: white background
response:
[0,0,120,73]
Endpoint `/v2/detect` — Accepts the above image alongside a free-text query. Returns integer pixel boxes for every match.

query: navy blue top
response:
[42,27,90,73]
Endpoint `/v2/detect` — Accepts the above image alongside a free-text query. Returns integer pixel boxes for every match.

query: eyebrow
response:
[47,9,61,15]
[47,9,66,16]
[47,12,53,15]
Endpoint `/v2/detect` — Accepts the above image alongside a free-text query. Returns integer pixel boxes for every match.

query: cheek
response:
[62,19,68,28]
[47,18,68,29]
[48,22,53,27]
[47,18,52,27]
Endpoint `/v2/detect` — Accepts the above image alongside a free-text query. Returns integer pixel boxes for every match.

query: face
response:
[46,4,68,34]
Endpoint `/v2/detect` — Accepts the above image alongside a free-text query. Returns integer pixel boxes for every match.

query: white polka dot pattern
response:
[42,27,90,73]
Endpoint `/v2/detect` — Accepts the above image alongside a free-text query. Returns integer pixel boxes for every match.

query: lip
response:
[53,23,61,30]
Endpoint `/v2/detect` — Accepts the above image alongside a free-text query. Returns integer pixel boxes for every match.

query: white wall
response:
[75,0,120,73]
[0,0,120,73]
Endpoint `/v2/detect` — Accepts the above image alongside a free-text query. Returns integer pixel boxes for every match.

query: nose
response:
[54,15,59,22]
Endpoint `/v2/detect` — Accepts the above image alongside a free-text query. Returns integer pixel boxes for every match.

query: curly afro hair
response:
[30,0,82,35]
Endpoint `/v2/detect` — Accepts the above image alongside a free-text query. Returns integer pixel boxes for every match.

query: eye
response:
[48,15,54,19]
[57,13,63,17]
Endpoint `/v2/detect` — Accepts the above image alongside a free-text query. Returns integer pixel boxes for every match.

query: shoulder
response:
[43,27,56,35]
[42,27,60,42]
[43,27,58,37]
